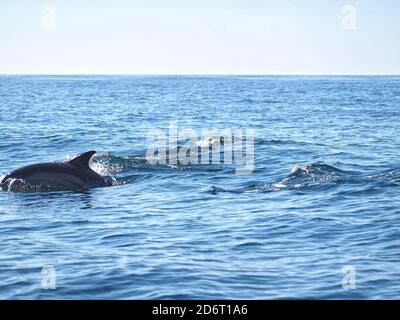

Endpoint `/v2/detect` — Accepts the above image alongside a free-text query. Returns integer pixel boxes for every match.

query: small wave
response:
[194,136,223,148]
[254,138,312,147]
[289,163,344,177]
[209,185,230,194]
[271,163,345,191]
[193,134,243,149]
[209,163,346,194]
[209,164,400,195]
[83,150,227,187]
[234,241,264,248]
[366,170,400,185]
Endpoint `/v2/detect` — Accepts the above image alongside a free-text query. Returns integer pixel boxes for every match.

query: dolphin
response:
[1,151,112,192]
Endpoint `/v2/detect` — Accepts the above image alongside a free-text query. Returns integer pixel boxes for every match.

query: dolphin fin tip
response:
[69,151,97,168]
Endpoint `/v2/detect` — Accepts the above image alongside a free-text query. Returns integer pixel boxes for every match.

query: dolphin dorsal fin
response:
[69,151,96,168]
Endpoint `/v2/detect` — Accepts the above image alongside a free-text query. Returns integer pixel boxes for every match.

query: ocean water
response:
[0,75,400,299]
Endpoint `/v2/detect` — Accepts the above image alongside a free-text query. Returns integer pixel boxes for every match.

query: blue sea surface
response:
[0,75,400,299]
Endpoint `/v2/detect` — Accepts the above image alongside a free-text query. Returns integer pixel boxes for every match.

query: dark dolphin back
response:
[68,151,111,188]
[1,151,111,191]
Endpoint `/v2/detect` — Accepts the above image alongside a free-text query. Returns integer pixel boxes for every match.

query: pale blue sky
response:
[0,0,399,74]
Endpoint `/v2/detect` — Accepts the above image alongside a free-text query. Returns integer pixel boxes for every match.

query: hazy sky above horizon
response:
[0,0,399,74]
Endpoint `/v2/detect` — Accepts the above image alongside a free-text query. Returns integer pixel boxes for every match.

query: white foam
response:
[272,182,287,189]
[3,178,24,192]
[194,137,221,148]
[291,164,306,173]
[193,134,241,148]
[90,159,119,185]
[290,164,315,176]
[65,153,119,185]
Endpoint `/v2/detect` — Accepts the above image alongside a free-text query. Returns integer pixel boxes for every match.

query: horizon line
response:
[1,73,400,77]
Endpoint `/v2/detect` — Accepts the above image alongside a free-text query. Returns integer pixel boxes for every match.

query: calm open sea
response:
[0,75,400,299]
